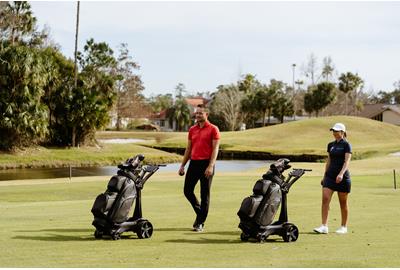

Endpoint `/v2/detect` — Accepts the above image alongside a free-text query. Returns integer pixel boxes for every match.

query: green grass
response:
[96,130,186,143]
[2,116,400,169]
[144,116,400,158]
[1,163,400,267]
[0,144,182,169]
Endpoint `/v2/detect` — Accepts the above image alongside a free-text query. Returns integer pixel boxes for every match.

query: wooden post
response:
[394,169,397,190]
[69,165,72,181]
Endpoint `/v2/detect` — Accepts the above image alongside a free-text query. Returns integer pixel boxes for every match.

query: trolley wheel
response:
[111,232,121,240]
[137,220,153,239]
[240,232,250,242]
[282,224,299,242]
[94,230,103,239]
[256,233,266,243]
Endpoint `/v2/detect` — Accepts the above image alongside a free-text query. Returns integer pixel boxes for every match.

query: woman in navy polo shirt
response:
[314,123,352,234]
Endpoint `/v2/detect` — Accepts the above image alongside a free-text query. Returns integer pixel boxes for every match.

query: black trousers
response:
[183,159,214,225]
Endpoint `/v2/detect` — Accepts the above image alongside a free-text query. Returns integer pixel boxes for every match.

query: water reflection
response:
[0,160,269,181]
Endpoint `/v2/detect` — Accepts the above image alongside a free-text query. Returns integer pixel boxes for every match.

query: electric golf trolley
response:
[237,158,311,243]
[91,154,165,240]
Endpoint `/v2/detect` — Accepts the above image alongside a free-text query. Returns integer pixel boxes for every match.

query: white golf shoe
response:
[335,226,348,234]
[313,225,329,234]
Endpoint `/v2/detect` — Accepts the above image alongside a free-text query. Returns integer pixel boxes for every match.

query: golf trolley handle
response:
[136,164,166,189]
[282,168,312,193]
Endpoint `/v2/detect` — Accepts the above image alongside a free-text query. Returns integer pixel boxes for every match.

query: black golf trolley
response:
[238,158,311,243]
[91,154,165,240]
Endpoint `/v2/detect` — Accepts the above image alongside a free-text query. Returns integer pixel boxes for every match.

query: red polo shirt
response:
[188,121,220,160]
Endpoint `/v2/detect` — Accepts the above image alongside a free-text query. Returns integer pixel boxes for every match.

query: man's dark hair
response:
[196,104,209,113]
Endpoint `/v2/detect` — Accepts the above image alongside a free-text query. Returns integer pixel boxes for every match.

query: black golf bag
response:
[91,154,164,240]
[238,158,311,243]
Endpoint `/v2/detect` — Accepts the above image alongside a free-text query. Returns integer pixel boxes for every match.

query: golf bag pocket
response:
[237,195,263,221]
[91,191,118,219]
[254,183,282,226]
[110,195,136,223]
[253,179,271,195]
[109,180,137,223]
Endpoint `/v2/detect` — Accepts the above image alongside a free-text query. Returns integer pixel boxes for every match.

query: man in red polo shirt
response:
[178,105,220,232]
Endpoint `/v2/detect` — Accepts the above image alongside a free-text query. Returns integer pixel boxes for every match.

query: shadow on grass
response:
[163,230,289,244]
[155,227,190,232]
[165,238,242,244]
[300,232,325,236]
[16,228,92,233]
[13,228,298,243]
[13,234,95,242]
[165,236,287,244]
[155,228,240,237]
[13,233,140,242]
[204,231,239,236]
[13,227,143,242]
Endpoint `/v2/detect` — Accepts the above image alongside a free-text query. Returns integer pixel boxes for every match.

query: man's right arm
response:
[179,139,192,176]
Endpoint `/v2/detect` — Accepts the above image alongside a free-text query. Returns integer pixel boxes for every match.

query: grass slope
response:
[2,116,399,169]
[147,116,400,158]
[1,164,400,267]
[96,130,187,143]
[0,144,182,169]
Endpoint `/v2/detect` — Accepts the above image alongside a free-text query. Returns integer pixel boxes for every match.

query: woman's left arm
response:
[336,152,352,183]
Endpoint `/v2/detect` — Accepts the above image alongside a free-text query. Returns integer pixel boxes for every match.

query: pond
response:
[97,138,146,144]
[0,160,270,181]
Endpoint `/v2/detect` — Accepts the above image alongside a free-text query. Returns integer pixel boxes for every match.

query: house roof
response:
[149,109,167,120]
[150,97,211,120]
[185,97,209,107]
[359,104,400,118]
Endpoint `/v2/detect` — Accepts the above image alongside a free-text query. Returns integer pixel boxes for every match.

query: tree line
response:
[0,1,146,150]
[1,1,400,150]
[147,53,400,132]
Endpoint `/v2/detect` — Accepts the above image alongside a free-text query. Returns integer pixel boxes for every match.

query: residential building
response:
[150,97,210,131]
[359,104,400,125]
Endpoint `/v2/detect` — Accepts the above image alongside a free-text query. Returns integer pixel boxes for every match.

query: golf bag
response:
[238,158,311,242]
[91,175,136,225]
[237,178,282,227]
[91,154,164,240]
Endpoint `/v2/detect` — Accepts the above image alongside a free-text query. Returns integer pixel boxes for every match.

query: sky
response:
[29,1,400,97]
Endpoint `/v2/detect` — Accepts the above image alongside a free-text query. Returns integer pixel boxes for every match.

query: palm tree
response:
[321,56,335,82]
[338,72,364,115]
[238,74,260,93]
[255,85,277,126]
[173,98,191,131]
[0,45,49,149]
[272,91,294,123]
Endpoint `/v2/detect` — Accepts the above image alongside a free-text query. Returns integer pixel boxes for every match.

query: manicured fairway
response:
[140,116,400,158]
[1,163,399,267]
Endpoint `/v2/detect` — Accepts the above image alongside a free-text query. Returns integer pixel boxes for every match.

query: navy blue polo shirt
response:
[325,139,352,181]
